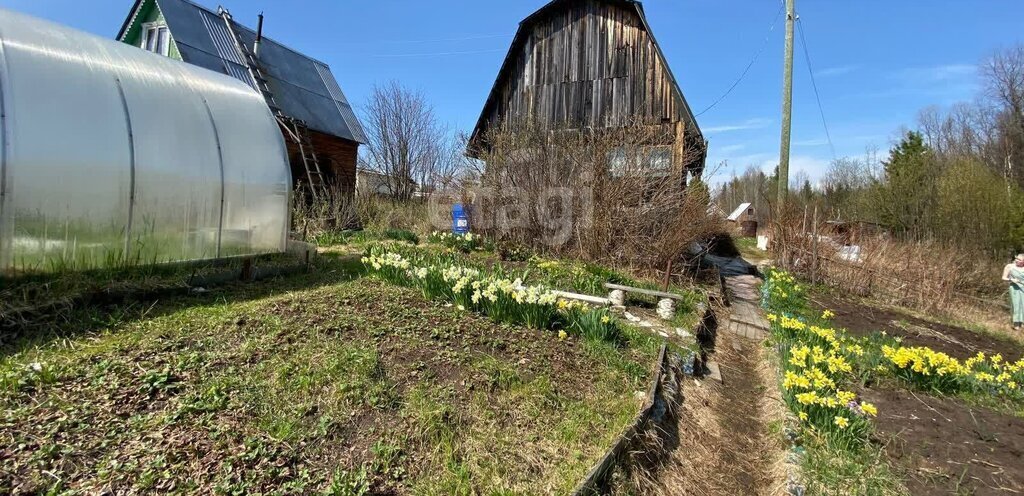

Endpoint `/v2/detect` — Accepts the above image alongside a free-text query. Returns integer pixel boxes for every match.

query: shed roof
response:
[470,0,702,146]
[727,202,753,221]
[117,0,366,144]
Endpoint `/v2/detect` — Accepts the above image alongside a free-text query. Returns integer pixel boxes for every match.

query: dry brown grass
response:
[772,204,1013,335]
[624,332,787,496]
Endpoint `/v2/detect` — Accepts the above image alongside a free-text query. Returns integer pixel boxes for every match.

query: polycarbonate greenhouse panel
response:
[0,8,291,273]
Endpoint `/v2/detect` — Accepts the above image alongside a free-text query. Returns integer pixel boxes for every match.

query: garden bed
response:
[1,255,660,494]
[763,269,1024,495]
[863,386,1024,495]
[810,293,1024,361]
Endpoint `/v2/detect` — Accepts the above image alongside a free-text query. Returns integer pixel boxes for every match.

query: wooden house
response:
[116,0,366,198]
[468,0,706,184]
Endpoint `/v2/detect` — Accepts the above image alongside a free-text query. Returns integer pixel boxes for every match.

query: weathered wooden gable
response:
[479,0,692,132]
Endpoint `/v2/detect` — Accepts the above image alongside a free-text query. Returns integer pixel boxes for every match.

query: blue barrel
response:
[452,203,470,235]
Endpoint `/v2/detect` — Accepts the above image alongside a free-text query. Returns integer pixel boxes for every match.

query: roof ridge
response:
[173,0,332,67]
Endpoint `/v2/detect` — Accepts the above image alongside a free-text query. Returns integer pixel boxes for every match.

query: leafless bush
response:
[356,195,432,233]
[290,183,359,240]
[773,203,1009,318]
[468,120,719,271]
[361,81,467,200]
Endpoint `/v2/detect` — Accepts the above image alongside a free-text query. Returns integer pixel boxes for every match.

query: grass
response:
[0,253,660,494]
[734,236,764,261]
[798,431,904,496]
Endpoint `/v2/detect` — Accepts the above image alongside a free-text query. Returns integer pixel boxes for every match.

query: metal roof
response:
[117,0,366,144]
[470,0,702,147]
[727,203,753,221]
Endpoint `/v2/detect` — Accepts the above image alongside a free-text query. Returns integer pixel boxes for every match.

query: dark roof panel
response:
[121,0,365,144]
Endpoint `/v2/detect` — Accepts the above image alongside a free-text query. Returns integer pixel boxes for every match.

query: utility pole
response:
[777,0,796,218]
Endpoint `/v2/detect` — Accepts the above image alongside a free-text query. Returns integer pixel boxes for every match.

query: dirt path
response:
[637,275,785,495]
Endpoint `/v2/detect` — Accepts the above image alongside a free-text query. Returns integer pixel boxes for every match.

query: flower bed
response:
[761,268,1024,442]
[427,231,485,253]
[363,247,621,343]
[761,270,876,443]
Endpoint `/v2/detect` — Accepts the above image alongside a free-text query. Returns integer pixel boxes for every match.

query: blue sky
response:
[4,0,1023,184]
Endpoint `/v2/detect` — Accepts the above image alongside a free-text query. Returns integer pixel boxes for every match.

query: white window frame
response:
[140,22,171,56]
[608,145,674,178]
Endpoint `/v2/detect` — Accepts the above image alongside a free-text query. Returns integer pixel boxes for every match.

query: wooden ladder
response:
[219,10,327,201]
[219,9,283,117]
[286,119,328,202]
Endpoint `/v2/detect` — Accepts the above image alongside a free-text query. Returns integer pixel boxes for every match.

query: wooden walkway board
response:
[724,275,769,341]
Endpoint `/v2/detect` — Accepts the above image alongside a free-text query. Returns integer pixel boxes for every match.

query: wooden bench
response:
[603,283,687,301]
[603,283,686,319]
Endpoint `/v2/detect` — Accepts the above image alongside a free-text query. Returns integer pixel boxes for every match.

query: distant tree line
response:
[717,45,1024,258]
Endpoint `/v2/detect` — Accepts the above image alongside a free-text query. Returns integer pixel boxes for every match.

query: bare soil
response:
[812,294,1024,361]
[864,387,1024,495]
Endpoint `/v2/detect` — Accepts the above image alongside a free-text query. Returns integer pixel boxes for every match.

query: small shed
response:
[727,203,755,223]
[727,203,757,237]
[116,0,366,197]
[0,8,291,273]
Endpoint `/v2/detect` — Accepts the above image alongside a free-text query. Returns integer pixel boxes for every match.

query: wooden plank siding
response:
[471,0,705,176]
[482,1,685,132]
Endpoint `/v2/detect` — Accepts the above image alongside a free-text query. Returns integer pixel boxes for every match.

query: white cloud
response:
[755,155,831,182]
[843,63,978,104]
[816,65,858,78]
[716,144,748,153]
[704,117,772,134]
[895,63,975,83]
[794,138,829,147]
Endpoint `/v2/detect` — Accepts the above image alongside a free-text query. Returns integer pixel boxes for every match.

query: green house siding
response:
[121,0,182,61]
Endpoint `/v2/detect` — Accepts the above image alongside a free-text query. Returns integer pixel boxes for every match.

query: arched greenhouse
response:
[0,8,291,274]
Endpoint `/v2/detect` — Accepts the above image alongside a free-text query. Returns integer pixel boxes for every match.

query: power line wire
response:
[695,4,785,117]
[796,17,838,162]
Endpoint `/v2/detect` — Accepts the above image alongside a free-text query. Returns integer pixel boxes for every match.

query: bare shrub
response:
[290,183,359,241]
[469,120,719,273]
[361,81,464,200]
[356,195,432,233]
[773,203,1010,322]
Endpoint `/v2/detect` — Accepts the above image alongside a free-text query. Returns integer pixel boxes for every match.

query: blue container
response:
[452,203,470,235]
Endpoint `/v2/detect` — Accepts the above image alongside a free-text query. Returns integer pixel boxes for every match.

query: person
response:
[1004,254,1024,330]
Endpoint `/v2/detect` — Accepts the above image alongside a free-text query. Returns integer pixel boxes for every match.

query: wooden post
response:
[241,257,254,281]
[776,0,796,218]
[802,204,808,235]
[662,259,673,292]
[811,205,819,285]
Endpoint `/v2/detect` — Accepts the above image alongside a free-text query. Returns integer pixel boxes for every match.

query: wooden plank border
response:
[570,343,668,496]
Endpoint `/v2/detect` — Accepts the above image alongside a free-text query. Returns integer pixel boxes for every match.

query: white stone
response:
[608,289,626,307]
[657,298,676,320]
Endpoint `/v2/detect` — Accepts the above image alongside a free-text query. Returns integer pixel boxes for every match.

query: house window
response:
[140,23,171,56]
[647,147,672,174]
[608,146,673,177]
[609,147,628,177]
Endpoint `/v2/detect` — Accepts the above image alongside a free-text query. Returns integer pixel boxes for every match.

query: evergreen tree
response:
[879,131,938,237]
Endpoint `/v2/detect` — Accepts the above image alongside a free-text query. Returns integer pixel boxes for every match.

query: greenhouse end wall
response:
[0,8,292,274]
